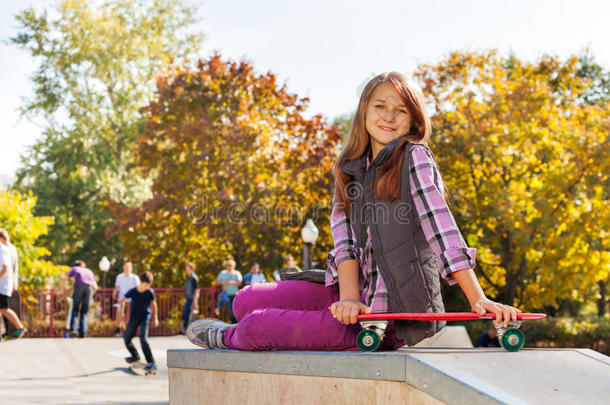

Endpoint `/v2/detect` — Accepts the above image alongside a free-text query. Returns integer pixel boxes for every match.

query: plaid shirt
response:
[325,145,476,313]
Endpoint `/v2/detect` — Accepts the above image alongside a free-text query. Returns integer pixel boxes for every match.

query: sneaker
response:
[13,328,27,339]
[186,318,231,349]
[144,362,157,371]
[125,356,140,364]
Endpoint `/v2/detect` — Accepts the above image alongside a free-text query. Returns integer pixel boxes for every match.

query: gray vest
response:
[341,137,446,346]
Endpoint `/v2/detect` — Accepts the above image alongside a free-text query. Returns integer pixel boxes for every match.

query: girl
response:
[186,72,520,351]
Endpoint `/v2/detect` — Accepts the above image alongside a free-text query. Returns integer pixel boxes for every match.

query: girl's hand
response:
[471,298,522,328]
[329,299,371,325]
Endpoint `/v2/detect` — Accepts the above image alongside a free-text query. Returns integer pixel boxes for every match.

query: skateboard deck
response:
[127,361,156,376]
[356,312,546,352]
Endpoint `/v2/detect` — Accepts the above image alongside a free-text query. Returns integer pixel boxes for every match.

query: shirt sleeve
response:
[325,193,362,287]
[149,289,156,301]
[10,245,18,287]
[125,288,134,299]
[409,145,477,285]
[0,249,8,269]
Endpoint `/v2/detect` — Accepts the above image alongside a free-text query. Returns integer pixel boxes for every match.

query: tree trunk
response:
[598,280,607,317]
[503,272,517,307]
[500,231,516,306]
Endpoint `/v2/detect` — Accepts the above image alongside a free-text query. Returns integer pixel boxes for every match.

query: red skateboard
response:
[356,312,546,352]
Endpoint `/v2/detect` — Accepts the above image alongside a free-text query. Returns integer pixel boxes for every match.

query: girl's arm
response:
[409,146,519,326]
[326,193,370,325]
[330,259,371,325]
[452,269,520,328]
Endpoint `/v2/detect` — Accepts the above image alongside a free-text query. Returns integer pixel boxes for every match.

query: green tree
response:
[0,190,67,288]
[415,50,610,310]
[11,0,203,272]
[332,113,353,144]
[109,55,343,285]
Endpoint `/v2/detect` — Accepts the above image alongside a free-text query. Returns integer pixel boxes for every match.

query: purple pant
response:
[223,280,404,351]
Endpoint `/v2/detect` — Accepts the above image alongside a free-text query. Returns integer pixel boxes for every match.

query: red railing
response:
[16,287,219,337]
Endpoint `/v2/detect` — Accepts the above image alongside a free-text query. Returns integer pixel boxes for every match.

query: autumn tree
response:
[415,50,609,310]
[109,55,342,285]
[0,190,67,288]
[11,0,203,270]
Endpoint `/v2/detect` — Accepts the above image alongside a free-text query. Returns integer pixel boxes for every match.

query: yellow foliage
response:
[415,50,610,309]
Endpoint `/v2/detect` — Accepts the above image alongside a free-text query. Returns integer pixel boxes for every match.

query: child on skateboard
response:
[187,72,520,351]
[120,271,159,372]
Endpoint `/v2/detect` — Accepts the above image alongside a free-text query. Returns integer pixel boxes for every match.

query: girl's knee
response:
[231,286,252,321]
[229,309,274,350]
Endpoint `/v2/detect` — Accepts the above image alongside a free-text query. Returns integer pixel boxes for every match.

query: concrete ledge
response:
[168,347,610,405]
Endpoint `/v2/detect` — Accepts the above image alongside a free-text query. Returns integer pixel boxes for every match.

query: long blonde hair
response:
[334,72,431,213]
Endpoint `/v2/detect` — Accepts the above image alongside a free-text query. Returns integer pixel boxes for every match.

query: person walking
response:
[121,271,159,373]
[60,260,98,338]
[113,260,140,334]
[215,260,242,324]
[187,72,520,351]
[182,262,199,333]
[0,228,20,339]
[0,229,26,339]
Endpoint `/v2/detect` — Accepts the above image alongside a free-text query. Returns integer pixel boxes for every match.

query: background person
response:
[272,255,301,282]
[242,263,267,287]
[475,325,501,347]
[0,229,26,339]
[113,260,140,334]
[215,259,242,323]
[182,262,199,333]
[0,228,20,339]
[121,271,159,373]
[60,260,98,338]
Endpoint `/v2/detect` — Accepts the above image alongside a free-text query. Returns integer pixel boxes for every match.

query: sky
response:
[1,0,608,185]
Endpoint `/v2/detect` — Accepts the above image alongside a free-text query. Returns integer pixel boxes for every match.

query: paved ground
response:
[0,335,194,404]
[0,327,471,404]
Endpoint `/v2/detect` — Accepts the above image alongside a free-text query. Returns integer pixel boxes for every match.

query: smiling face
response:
[365,82,413,159]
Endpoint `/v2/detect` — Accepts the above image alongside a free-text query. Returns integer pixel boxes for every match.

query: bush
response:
[458,316,610,355]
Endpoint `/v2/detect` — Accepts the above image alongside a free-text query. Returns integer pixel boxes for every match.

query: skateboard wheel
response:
[357,329,382,352]
[500,328,525,352]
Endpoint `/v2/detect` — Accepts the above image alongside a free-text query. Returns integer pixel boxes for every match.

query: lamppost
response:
[301,219,319,270]
[99,256,110,288]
